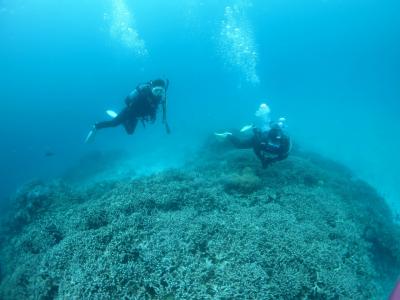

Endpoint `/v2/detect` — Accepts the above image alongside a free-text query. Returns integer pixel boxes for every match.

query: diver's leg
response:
[95,119,120,129]
[123,117,138,135]
[270,153,289,163]
[257,151,289,168]
[95,108,128,130]
[228,135,254,149]
[85,108,129,143]
[252,145,267,167]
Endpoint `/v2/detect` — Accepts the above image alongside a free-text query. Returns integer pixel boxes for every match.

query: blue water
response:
[0,0,399,215]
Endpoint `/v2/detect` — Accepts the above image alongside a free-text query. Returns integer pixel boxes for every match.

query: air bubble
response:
[109,0,148,57]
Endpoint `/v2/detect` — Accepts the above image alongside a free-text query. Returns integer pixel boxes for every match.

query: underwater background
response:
[0,0,400,298]
[1,0,399,214]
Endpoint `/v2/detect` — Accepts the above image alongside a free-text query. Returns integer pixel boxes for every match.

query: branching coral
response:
[0,144,399,299]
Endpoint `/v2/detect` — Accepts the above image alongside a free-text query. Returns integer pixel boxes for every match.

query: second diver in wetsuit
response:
[85,78,170,143]
[215,103,291,168]
[226,121,291,168]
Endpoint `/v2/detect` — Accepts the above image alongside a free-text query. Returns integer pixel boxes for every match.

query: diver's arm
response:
[162,101,167,124]
[162,101,171,134]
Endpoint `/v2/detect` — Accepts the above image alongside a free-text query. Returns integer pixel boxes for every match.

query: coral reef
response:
[0,140,399,299]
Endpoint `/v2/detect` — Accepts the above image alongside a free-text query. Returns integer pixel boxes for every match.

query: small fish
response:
[45,151,55,157]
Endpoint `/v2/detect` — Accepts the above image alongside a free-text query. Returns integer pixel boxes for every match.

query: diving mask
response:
[151,86,166,97]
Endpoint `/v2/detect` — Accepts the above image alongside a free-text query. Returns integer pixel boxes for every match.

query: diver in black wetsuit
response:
[85,79,170,142]
[217,121,291,168]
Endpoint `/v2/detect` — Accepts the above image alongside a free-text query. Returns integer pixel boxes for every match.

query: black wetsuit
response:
[95,84,165,134]
[228,126,291,168]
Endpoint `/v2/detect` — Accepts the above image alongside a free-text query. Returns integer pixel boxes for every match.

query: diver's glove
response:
[165,122,171,134]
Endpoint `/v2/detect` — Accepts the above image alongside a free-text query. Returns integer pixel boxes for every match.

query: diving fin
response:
[214,132,232,140]
[106,110,118,118]
[85,127,97,144]
[240,124,254,132]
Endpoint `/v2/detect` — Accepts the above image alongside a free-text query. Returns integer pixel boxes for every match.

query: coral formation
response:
[0,140,399,299]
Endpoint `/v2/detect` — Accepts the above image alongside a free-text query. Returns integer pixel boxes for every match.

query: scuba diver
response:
[85,78,170,143]
[215,103,291,168]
